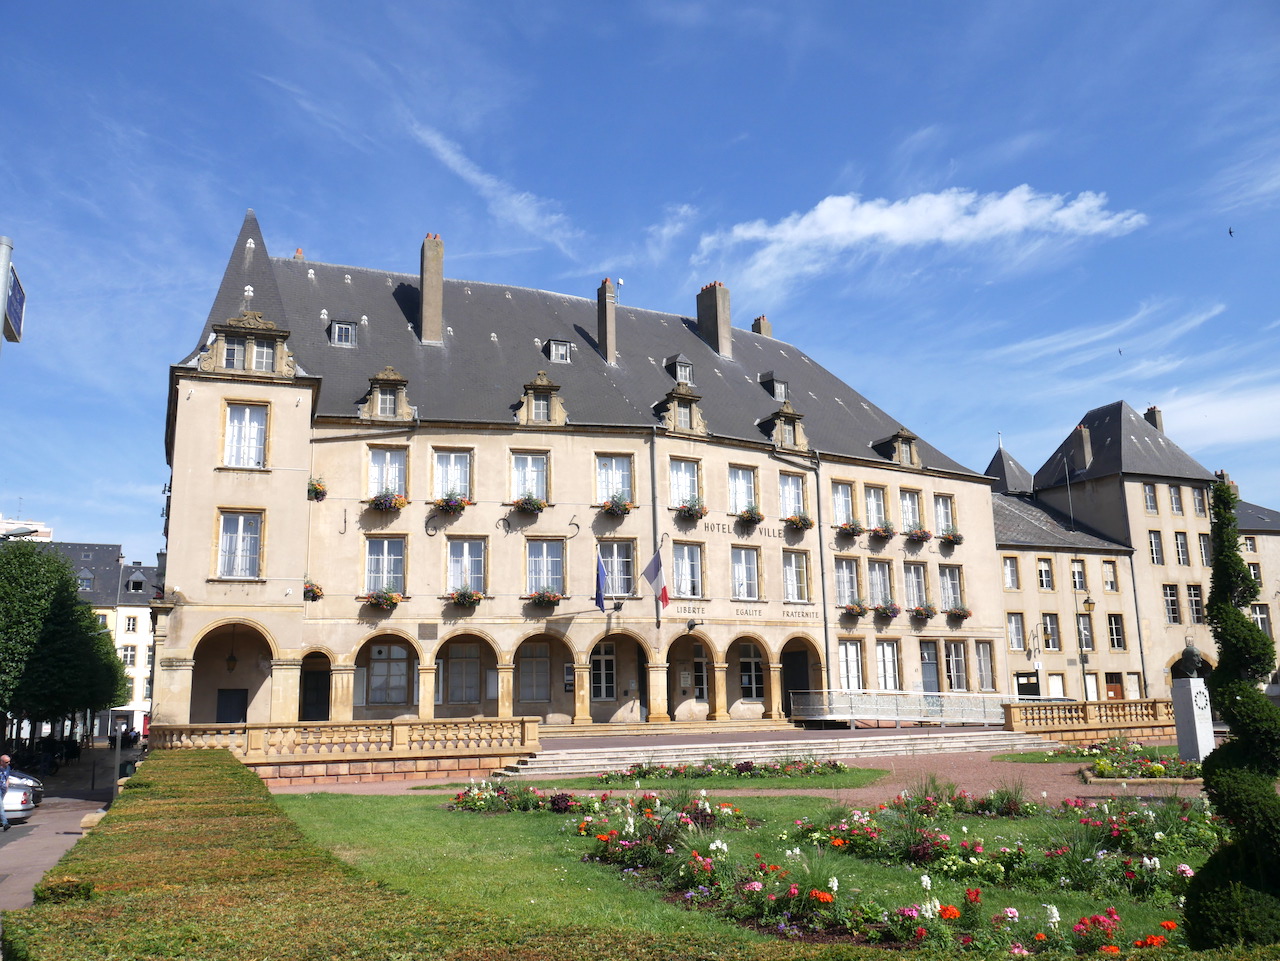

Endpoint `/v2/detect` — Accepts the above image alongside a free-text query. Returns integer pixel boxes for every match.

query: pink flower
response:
[743,881,763,892]
[1010,944,1030,956]
[788,883,799,897]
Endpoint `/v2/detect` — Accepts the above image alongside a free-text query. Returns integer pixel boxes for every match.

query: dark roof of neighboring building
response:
[1033,400,1215,489]
[1237,499,1280,533]
[176,211,982,478]
[992,493,1129,553]
[985,448,1034,494]
[45,543,158,608]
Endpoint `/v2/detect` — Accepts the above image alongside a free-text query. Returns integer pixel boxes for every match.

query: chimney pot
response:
[293,248,304,260]
[752,315,772,337]
[1144,405,1164,432]
[420,234,445,344]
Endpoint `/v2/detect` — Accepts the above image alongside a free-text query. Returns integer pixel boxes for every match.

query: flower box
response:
[783,513,814,531]
[307,478,327,502]
[303,582,323,601]
[433,492,472,515]
[448,588,483,608]
[835,520,865,537]
[737,504,764,525]
[600,494,634,517]
[944,606,973,620]
[939,527,964,546]
[904,525,933,543]
[512,493,548,514]
[361,589,403,611]
[869,524,896,539]
[873,602,901,619]
[526,589,563,607]
[674,499,708,521]
[908,603,937,619]
[369,490,408,512]
[841,601,869,617]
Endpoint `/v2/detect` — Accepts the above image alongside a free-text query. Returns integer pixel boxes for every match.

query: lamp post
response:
[112,717,126,799]
[1080,595,1096,700]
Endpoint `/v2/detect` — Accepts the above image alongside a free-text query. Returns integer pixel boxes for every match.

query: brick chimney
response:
[1071,424,1093,470]
[597,278,617,365]
[696,281,732,358]
[419,234,444,344]
[1215,469,1238,496]
[752,315,772,337]
[1144,405,1164,432]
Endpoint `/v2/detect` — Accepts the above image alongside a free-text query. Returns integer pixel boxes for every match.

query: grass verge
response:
[416,765,887,794]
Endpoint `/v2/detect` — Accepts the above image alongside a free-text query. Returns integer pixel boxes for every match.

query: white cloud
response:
[1162,381,1280,448]
[695,185,1146,293]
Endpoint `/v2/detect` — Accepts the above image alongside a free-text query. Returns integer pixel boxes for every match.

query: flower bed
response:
[596,757,847,785]
[1049,738,1204,779]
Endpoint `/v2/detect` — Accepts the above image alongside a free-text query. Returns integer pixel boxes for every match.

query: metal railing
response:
[789,689,1065,727]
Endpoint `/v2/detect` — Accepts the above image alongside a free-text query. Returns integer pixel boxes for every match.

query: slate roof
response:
[992,494,1128,553]
[45,543,159,609]
[1237,499,1280,533]
[985,448,1034,494]
[177,212,981,477]
[1033,400,1216,489]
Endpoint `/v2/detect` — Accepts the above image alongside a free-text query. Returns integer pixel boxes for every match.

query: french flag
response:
[641,549,669,608]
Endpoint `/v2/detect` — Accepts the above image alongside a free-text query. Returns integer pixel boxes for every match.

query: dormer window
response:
[360,366,410,421]
[675,361,694,384]
[128,579,145,593]
[202,311,296,381]
[898,437,913,463]
[331,322,355,347]
[77,573,93,591]
[378,387,398,417]
[252,339,275,372]
[763,399,806,450]
[517,371,567,426]
[224,337,246,370]
[872,427,918,466]
[531,392,551,421]
[548,340,571,364]
[676,400,693,430]
[774,380,789,402]
[781,418,796,446]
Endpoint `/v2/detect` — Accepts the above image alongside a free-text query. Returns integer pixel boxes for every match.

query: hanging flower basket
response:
[783,513,814,531]
[303,581,323,601]
[944,606,973,621]
[939,527,964,546]
[512,493,548,514]
[526,589,563,607]
[908,603,937,619]
[873,602,901,619]
[841,601,869,617]
[904,525,933,543]
[869,524,896,540]
[307,478,328,502]
[836,520,865,537]
[674,499,708,521]
[433,491,472,515]
[737,504,764,525]
[362,588,403,611]
[600,493,634,517]
[369,489,408,511]
[448,588,483,608]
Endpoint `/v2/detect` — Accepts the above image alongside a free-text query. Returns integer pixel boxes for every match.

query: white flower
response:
[961,825,969,834]
[700,789,707,798]
[1043,904,1060,928]
[709,839,728,854]
[921,874,932,891]
[828,876,839,893]
[785,847,802,861]
[1154,831,1166,841]
[1041,791,1047,799]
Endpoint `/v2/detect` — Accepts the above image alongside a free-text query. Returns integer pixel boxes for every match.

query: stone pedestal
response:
[1172,677,1215,762]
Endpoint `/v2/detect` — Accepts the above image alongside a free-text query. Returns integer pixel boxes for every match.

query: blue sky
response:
[2,2,1278,562]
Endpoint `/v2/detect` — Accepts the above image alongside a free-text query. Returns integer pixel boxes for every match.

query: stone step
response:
[496,730,1059,778]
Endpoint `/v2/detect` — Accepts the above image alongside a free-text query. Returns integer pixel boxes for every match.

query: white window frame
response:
[728,466,756,513]
[782,550,810,602]
[526,540,565,594]
[1175,532,1190,566]
[331,322,355,347]
[876,640,900,691]
[365,537,405,594]
[1250,604,1272,638]
[1187,584,1205,624]
[1107,614,1126,650]
[1143,483,1158,512]
[121,645,137,667]
[865,487,887,526]
[975,641,995,692]
[834,557,859,606]
[595,455,632,503]
[530,392,551,422]
[779,473,805,517]
[903,562,927,607]
[868,559,892,606]
[1037,558,1054,590]
[1164,584,1182,624]
[369,643,412,705]
[511,451,549,501]
[1169,485,1183,515]
[739,643,764,699]
[369,448,407,497]
[669,459,699,505]
[599,540,634,596]
[838,639,864,690]
[1149,531,1164,565]
[224,404,267,469]
[672,542,703,598]
[1042,613,1061,650]
[731,546,759,600]
[218,511,261,579]
[125,616,138,633]
[899,490,922,528]
[224,336,246,370]
[377,387,397,417]
[591,642,616,700]
[1007,612,1025,650]
[252,339,275,372]
[1103,560,1119,592]
[939,566,962,609]
[549,340,571,363]
[945,641,968,691]
[1003,557,1020,590]
[445,642,480,704]
[832,482,854,525]
[1071,560,1087,591]
[434,450,471,498]
[934,494,955,532]
[518,642,550,702]
[1077,613,1094,650]
[447,538,486,593]
[1199,533,1212,566]
[1193,487,1208,516]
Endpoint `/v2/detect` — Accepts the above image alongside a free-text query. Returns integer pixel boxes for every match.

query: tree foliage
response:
[1185,481,1280,949]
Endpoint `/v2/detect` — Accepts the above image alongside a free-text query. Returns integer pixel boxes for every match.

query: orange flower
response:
[940,905,961,920]
[830,838,847,846]
[1099,947,1120,955]
[1160,921,1178,931]
[809,889,835,903]
[1034,933,1047,941]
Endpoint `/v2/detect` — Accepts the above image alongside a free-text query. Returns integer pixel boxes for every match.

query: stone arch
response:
[299,650,332,722]
[434,631,501,719]
[780,633,824,717]
[190,621,274,724]
[666,628,715,722]
[512,632,576,724]
[726,634,772,719]
[587,630,650,724]
[353,633,421,721]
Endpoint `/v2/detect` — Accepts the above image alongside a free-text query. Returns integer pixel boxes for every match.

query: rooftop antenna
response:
[616,277,624,305]
[997,430,1003,450]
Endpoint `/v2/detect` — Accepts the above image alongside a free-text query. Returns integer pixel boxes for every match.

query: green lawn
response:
[416,765,887,794]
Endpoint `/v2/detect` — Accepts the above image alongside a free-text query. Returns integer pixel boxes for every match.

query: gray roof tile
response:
[992,494,1129,552]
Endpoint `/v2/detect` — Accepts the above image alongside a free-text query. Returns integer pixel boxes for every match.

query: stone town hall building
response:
[150,211,1277,739]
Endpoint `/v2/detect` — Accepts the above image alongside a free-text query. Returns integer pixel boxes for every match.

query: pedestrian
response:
[0,754,11,832]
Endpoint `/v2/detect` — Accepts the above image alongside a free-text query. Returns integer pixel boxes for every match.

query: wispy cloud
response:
[1209,134,1280,212]
[695,185,1147,294]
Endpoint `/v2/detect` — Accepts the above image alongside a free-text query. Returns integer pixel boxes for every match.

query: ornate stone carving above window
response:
[516,370,567,426]
[359,366,413,421]
[198,311,296,379]
[762,399,807,450]
[657,381,707,435]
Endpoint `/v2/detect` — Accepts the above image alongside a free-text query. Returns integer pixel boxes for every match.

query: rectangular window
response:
[1169,485,1184,515]
[838,640,863,690]
[1251,604,1273,638]
[1187,584,1205,624]
[675,400,692,429]
[121,645,137,667]
[900,490,922,528]
[549,340,571,363]
[369,448,407,497]
[1193,487,1207,516]
[595,454,632,503]
[1175,532,1190,565]
[218,511,261,578]
[779,473,805,517]
[1076,613,1094,650]
[1042,613,1061,650]
[369,644,411,705]
[876,640,900,690]
[526,540,565,594]
[834,557,859,606]
[1143,483,1158,512]
[1249,562,1262,584]
[1164,586,1182,623]
[224,336,246,369]
[1007,612,1025,650]
[672,543,703,597]
[125,616,138,633]
[692,644,707,700]
[530,392,551,422]
[868,560,892,606]
[782,551,810,602]
[1003,557,1021,590]
[591,642,616,700]
[252,339,275,372]
[444,643,479,704]
[832,482,854,525]
[773,379,788,402]
[518,642,550,702]
[1149,531,1165,565]
[599,541,634,596]
[781,419,796,445]
[1199,533,1212,566]
[512,451,548,500]
[939,566,962,609]
[675,361,694,384]
[1103,560,1118,592]
[434,450,471,498]
[1071,559,1087,591]
[740,643,764,699]
[1037,558,1054,590]
[945,641,968,691]
[331,322,355,347]
[729,466,757,513]
[447,538,485,593]
[96,613,107,626]
[1108,613,1126,650]
[377,387,397,417]
[1244,535,1258,552]
[669,459,699,505]
[903,562,927,607]
[224,404,267,469]
[934,494,955,532]
[731,547,759,600]
[365,537,405,593]
[865,487,887,526]
[975,641,995,692]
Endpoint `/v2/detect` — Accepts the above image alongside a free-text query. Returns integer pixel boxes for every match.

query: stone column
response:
[496,663,515,718]
[710,662,731,720]
[329,665,356,722]
[153,658,195,725]
[646,662,671,722]
[572,664,593,724]
[765,663,785,719]
[269,659,303,723]
[417,664,437,720]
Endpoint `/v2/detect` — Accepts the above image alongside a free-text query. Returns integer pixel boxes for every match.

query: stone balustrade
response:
[1003,698,1176,744]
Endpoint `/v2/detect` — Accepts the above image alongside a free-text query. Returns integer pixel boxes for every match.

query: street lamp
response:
[1082,595,1096,614]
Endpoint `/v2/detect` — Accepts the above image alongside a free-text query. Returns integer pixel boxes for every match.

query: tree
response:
[1184,481,1280,949]
[0,541,71,712]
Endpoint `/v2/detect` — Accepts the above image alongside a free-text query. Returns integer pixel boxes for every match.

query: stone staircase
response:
[496,729,1061,779]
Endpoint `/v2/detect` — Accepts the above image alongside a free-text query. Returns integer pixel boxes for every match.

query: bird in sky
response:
[1229,227,1235,237]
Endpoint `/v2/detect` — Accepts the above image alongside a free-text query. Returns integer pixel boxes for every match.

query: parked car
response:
[3,772,40,823]
[10,769,43,805]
